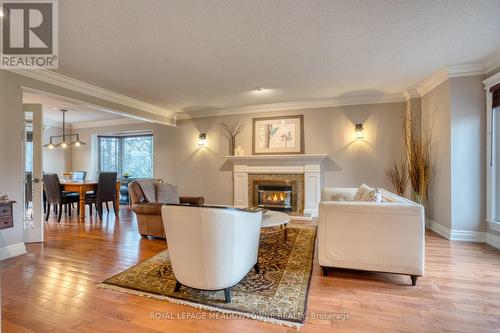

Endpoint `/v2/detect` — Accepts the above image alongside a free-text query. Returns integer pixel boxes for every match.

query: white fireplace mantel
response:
[226,154,328,217]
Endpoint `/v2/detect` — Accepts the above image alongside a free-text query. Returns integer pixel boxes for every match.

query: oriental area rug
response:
[99,224,316,328]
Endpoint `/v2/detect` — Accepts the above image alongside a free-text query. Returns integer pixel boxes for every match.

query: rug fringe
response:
[97,283,303,328]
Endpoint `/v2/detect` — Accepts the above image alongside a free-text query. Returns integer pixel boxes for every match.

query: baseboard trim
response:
[0,242,27,261]
[486,233,500,250]
[427,219,451,239]
[427,219,486,242]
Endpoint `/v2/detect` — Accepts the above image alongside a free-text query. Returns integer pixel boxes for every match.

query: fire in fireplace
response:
[257,184,293,211]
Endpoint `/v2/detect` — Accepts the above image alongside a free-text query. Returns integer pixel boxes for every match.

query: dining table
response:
[59,180,120,223]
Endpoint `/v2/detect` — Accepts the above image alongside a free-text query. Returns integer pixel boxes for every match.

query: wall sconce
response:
[355,124,364,139]
[198,133,207,146]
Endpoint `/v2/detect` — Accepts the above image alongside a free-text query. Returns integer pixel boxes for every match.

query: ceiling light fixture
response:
[43,109,87,149]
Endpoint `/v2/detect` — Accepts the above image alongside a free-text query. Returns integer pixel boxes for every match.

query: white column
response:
[304,164,321,217]
[233,165,248,207]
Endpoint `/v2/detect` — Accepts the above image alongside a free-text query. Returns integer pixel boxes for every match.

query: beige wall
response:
[71,102,406,204]
[450,76,486,232]
[422,75,486,232]
[43,127,72,174]
[422,80,452,229]
[0,71,25,249]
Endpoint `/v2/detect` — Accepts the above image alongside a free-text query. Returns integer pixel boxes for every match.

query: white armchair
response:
[161,204,263,302]
[319,188,425,286]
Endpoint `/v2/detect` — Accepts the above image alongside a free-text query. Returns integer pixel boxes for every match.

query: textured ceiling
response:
[55,0,500,115]
[23,93,126,124]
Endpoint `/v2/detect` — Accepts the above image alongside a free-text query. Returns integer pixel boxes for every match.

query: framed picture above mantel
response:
[252,115,305,155]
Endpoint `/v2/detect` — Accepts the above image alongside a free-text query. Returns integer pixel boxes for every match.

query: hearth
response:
[257,184,293,211]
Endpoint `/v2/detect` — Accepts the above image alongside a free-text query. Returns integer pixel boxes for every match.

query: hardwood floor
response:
[2,206,500,332]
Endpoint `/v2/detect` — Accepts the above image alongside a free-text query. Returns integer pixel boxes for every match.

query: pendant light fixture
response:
[43,109,87,149]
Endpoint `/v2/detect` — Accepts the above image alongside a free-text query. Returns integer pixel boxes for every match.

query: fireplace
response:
[249,176,303,213]
[257,184,293,211]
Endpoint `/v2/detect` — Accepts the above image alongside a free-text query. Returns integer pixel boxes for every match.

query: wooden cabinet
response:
[0,201,15,230]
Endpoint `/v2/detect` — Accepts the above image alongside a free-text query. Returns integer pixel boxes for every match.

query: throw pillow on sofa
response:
[365,188,382,202]
[354,184,382,202]
[354,184,371,201]
[156,183,180,204]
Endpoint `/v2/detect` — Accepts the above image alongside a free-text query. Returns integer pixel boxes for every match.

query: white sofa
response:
[161,204,263,302]
[318,188,425,286]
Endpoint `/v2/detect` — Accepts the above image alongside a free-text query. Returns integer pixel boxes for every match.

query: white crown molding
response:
[417,63,485,97]
[483,72,500,89]
[403,88,420,100]
[69,117,147,129]
[483,49,500,74]
[10,69,177,118]
[176,93,406,119]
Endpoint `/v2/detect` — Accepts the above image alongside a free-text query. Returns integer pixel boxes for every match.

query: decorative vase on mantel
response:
[229,137,236,156]
[217,120,245,156]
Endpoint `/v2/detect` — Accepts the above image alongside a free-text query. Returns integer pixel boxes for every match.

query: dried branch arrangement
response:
[403,112,435,204]
[217,120,246,155]
[386,159,408,197]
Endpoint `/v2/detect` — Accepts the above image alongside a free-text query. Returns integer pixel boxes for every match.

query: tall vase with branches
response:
[403,112,435,206]
[386,159,408,197]
[217,120,245,156]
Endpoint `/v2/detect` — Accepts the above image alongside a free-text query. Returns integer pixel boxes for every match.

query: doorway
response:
[23,104,44,243]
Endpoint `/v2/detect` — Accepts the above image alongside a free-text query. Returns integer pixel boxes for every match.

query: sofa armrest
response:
[179,196,205,206]
[319,201,424,217]
[132,203,162,215]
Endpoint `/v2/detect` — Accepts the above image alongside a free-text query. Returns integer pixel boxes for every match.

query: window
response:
[25,131,33,172]
[98,134,153,178]
[486,76,500,231]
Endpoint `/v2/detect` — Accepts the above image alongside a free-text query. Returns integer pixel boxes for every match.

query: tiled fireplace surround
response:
[227,154,327,217]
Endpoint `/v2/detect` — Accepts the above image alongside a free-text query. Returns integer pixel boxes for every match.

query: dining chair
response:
[43,173,80,222]
[85,172,117,220]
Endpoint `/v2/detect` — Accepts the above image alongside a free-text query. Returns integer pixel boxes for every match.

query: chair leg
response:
[254,262,260,274]
[410,275,418,286]
[106,202,110,212]
[321,266,329,277]
[112,200,117,213]
[54,205,57,214]
[174,281,181,292]
[45,204,51,221]
[77,202,80,215]
[89,203,92,216]
[57,205,62,223]
[68,204,71,217]
[98,203,103,220]
[224,288,231,303]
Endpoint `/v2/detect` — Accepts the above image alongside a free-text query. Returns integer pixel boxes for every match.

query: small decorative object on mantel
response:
[217,120,246,156]
[252,115,304,155]
[234,146,245,156]
[0,194,9,202]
